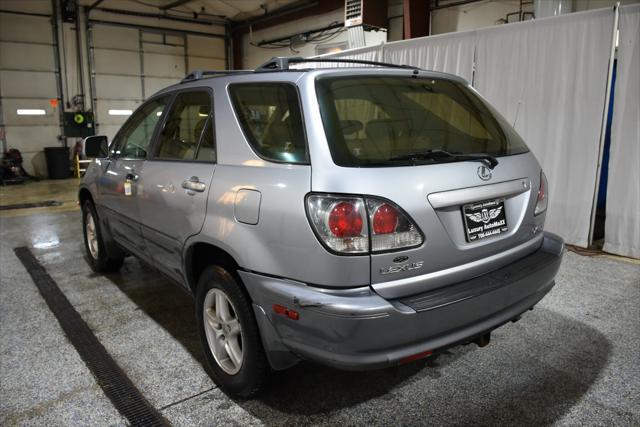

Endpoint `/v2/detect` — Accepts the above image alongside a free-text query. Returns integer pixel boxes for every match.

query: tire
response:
[196,265,269,398]
[82,200,124,273]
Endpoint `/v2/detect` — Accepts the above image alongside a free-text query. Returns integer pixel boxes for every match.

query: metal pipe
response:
[87,18,225,39]
[86,17,98,133]
[0,9,51,17]
[51,0,67,146]
[231,0,318,33]
[139,29,145,101]
[160,0,194,10]
[92,6,225,26]
[588,3,620,246]
[87,0,105,11]
[431,0,483,10]
[75,2,85,109]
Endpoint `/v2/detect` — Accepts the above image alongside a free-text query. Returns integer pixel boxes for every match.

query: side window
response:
[229,83,307,164]
[154,91,212,161]
[117,97,169,159]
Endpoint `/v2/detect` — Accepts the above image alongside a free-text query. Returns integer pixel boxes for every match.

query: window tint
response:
[155,91,212,161]
[195,119,216,162]
[117,97,169,159]
[315,76,528,167]
[229,83,307,164]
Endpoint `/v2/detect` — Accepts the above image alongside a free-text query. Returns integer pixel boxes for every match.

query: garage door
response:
[0,10,61,177]
[89,23,225,141]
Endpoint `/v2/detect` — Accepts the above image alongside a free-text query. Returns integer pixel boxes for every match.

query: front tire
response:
[196,266,269,398]
[82,200,124,273]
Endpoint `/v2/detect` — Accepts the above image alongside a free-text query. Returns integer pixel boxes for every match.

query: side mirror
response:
[84,135,109,158]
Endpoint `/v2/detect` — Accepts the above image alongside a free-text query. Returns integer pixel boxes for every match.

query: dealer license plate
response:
[462,199,508,242]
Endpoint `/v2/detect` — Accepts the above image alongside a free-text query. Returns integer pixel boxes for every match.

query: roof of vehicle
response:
[156,56,469,95]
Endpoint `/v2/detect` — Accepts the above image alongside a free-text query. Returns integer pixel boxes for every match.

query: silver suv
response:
[80,57,563,397]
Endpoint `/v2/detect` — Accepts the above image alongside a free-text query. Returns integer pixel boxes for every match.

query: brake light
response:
[306,195,368,253]
[329,202,363,237]
[306,194,423,254]
[534,171,548,215]
[372,203,399,234]
[367,198,423,252]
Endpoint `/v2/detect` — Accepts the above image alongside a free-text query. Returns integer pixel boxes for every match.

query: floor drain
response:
[0,200,63,211]
[14,246,169,426]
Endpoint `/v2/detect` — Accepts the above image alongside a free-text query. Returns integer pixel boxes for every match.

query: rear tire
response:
[82,200,124,273]
[196,265,269,398]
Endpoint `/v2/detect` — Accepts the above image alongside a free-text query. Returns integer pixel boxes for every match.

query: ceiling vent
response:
[344,0,387,29]
[345,0,363,27]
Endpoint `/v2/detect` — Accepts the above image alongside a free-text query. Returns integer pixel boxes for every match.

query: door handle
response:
[125,172,139,182]
[182,176,206,193]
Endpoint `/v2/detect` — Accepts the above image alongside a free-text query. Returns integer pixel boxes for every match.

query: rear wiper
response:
[390,149,499,169]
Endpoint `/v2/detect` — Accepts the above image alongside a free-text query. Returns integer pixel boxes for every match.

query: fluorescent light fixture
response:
[156,111,162,116]
[108,109,132,116]
[198,112,208,117]
[17,109,46,115]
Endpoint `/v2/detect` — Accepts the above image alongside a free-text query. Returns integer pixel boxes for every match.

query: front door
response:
[138,90,216,284]
[98,95,171,259]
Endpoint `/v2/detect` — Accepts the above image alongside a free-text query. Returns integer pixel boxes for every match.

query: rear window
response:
[315,76,528,167]
[229,83,308,164]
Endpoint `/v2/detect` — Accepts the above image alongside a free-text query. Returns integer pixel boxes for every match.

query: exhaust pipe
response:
[474,333,491,348]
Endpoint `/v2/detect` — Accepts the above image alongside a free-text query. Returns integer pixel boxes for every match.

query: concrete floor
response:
[1,181,639,425]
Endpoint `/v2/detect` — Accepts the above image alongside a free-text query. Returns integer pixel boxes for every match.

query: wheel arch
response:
[184,240,243,295]
[78,186,94,207]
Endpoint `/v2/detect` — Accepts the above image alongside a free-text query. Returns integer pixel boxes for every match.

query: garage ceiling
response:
[78,0,302,21]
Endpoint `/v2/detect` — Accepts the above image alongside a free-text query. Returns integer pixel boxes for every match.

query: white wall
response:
[431,0,530,35]
[242,9,387,69]
[0,0,226,176]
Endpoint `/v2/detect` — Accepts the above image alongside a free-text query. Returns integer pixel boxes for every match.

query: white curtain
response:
[474,8,615,247]
[382,31,476,82]
[604,4,640,259]
[303,44,381,68]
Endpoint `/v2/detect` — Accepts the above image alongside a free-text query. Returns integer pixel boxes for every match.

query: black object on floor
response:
[0,200,62,211]
[44,147,71,179]
[14,246,168,427]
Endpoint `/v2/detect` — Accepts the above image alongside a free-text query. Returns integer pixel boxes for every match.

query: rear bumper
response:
[240,232,564,371]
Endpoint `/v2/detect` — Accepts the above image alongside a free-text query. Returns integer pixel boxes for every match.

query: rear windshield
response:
[229,83,308,164]
[315,76,528,167]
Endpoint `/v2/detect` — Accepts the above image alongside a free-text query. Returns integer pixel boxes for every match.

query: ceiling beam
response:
[159,0,194,10]
[87,0,106,11]
[230,0,344,33]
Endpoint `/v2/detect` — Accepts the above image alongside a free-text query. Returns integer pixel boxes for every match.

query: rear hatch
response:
[310,72,546,299]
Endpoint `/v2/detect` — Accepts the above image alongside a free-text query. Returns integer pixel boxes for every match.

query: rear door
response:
[99,95,171,258]
[137,89,216,284]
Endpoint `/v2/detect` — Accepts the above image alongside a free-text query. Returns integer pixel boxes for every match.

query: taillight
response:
[306,194,423,254]
[534,171,548,215]
[306,195,368,253]
[328,201,363,237]
[366,198,423,252]
[372,203,399,234]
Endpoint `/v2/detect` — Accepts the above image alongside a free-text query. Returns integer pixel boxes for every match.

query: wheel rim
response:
[203,288,244,375]
[85,211,99,259]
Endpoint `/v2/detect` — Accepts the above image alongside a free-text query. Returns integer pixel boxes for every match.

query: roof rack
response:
[255,56,421,71]
[180,69,251,83]
[179,57,421,84]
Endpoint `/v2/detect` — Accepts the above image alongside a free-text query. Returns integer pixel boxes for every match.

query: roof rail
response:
[180,69,250,83]
[255,56,421,71]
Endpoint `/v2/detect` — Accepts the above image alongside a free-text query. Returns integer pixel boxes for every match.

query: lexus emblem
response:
[477,165,492,181]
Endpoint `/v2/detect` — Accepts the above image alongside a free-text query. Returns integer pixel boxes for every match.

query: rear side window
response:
[229,83,307,164]
[154,91,213,161]
[315,76,528,167]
